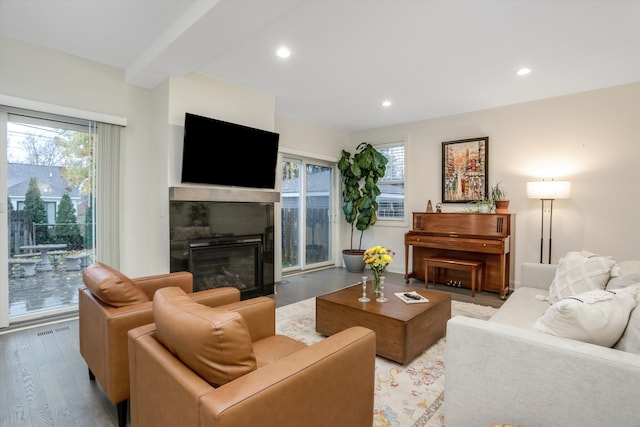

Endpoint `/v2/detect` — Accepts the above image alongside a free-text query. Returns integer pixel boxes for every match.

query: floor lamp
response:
[526,180,571,264]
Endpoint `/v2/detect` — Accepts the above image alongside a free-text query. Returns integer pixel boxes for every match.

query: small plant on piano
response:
[489,181,510,214]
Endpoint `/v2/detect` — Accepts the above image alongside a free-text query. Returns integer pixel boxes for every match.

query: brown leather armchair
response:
[79,262,240,427]
[128,288,376,427]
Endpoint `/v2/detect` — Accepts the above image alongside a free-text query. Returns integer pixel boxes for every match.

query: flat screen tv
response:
[181,113,280,189]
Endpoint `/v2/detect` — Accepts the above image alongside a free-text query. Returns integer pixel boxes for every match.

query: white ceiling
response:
[1,0,639,132]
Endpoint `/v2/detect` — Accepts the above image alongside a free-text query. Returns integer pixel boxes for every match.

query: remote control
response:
[403,292,422,300]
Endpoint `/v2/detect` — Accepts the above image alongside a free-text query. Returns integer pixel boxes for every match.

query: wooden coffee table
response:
[316,282,451,364]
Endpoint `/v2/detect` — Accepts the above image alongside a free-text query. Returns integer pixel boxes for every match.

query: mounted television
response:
[181,113,280,189]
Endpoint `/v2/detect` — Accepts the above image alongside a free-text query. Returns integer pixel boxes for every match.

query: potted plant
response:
[338,142,388,272]
[489,181,510,213]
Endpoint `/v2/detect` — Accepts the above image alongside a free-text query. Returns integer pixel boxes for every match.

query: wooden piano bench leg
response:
[423,259,429,288]
[470,263,483,297]
[471,267,476,297]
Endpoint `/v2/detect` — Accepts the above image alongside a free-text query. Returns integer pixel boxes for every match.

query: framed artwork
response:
[442,137,488,203]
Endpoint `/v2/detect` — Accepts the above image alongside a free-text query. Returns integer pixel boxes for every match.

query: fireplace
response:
[169,187,278,299]
[188,235,263,299]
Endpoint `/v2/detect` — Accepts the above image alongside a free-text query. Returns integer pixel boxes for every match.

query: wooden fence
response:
[8,210,34,256]
[281,207,330,267]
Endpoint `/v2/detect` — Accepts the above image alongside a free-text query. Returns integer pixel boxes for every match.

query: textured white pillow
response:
[614,303,640,355]
[610,260,640,278]
[607,273,640,290]
[548,251,617,304]
[533,288,637,347]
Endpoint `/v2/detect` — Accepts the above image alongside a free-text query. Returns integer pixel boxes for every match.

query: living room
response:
[1,1,640,425]
[1,11,638,288]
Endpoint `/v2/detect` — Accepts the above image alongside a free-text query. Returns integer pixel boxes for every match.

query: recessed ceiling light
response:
[276,46,291,58]
[382,100,392,107]
[516,68,531,76]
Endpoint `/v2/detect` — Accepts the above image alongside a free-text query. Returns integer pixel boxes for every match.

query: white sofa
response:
[445,261,640,427]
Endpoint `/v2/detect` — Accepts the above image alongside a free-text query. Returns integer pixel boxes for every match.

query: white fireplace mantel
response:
[169,186,280,203]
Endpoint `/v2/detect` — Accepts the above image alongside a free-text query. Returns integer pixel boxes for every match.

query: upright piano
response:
[404,212,513,298]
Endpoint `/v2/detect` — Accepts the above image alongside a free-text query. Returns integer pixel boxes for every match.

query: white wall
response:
[351,83,640,283]
[276,114,347,161]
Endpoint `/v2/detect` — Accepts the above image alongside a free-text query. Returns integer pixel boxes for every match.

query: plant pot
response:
[495,200,510,214]
[342,249,366,272]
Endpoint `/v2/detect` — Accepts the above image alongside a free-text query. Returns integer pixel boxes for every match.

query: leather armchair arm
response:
[217,297,276,342]
[189,287,241,309]
[134,271,193,299]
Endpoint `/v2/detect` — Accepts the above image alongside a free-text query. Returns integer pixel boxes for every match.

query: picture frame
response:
[442,137,489,203]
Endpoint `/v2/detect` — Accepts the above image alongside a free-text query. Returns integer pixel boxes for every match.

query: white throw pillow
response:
[533,288,637,347]
[614,302,640,355]
[610,260,640,278]
[607,273,640,290]
[548,251,617,304]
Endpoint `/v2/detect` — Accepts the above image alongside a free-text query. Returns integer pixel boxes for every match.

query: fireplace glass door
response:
[188,236,263,299]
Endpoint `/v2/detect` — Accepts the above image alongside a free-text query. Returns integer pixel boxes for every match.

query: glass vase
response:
[373,271,383,294]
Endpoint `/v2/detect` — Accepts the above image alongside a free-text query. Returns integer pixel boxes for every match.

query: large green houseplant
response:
[338,142,388,272]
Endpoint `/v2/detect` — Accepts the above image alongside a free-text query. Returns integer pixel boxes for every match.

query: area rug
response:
[276,297,497,427]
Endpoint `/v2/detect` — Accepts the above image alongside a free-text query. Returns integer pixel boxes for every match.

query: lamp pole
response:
[548,199,555,264]
[527,180,571,265]
[539,199,544,263]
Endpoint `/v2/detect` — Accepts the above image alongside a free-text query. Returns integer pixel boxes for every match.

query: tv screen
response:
[181,113,280,189]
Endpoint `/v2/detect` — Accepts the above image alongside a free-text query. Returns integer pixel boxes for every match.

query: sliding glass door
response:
[3,108,96,324]
[281,157,333,273]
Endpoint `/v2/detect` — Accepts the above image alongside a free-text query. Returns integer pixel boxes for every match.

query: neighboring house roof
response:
[7,163,81,200]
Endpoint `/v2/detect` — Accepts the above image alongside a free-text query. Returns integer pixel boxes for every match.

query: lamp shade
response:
[526,180,571,199]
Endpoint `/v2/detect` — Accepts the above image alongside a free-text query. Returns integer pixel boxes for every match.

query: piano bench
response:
[424,257,483,297]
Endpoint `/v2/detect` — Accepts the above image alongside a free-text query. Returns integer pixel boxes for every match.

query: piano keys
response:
[404,212,513,298]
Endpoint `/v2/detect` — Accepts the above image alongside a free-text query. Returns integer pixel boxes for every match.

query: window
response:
[376,142,405,220]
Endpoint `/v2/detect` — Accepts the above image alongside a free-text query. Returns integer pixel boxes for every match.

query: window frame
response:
[374,138,408,228]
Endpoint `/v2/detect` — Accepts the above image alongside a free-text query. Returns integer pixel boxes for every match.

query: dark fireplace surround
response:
[169,187,278,299]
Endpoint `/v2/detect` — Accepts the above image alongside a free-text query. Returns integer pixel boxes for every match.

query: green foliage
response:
[24,177,50,243]
[54,192,84,250]
[58,131,94,195]
[489,181,507,203]
[337,142,388,250]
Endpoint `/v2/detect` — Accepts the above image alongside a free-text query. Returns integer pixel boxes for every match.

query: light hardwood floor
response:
[0,267,505,426]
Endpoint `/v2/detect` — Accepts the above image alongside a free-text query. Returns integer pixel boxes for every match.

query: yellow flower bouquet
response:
[363,245,395,292]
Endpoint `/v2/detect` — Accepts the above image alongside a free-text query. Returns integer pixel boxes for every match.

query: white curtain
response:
[0,111,9,327]
[95,122,121,268]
